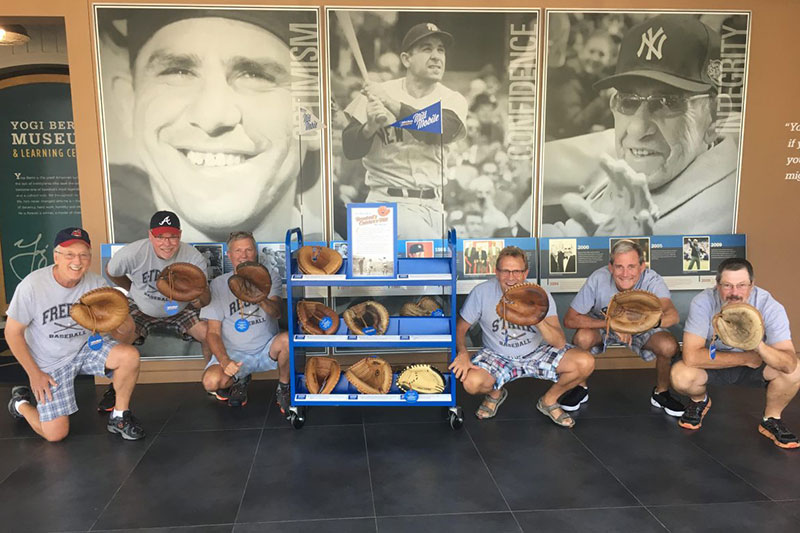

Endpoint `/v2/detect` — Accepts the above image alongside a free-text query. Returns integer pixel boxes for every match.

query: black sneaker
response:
[559,385,589,412]
[276,383,291,416]
[107,410,145,441]
[8,386,33,419]
[97,383,116,413]
[651,388,685,417]
[759,418,800,449]
[132,336,146,346]
[678,396,711,430]
[209,387,231,401]
[228,375,251,407]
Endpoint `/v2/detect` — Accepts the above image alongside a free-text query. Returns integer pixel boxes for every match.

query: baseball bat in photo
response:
[335,11,370,81]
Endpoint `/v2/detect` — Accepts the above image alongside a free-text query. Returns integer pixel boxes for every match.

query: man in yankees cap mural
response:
[542,14,739,237]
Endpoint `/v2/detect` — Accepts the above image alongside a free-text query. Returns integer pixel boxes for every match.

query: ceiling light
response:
[0,25,31,46]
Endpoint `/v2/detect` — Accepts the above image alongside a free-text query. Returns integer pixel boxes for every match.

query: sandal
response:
[537,397,575,428]
[475,388,508,419]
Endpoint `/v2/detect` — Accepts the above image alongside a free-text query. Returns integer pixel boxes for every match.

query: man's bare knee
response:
[670,362,702,391]
[463,371,493,395]
[572,329,600,351]
[41,419,69,442]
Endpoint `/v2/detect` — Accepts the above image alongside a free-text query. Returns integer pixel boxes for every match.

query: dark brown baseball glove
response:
[606,290,663,335]
[345,357,392,394]
[713,302,765,351]
[305,356,341,394]
[343,300,390,335]
[496,283,549,326]
[400,296,443,317]
[228,261,272,303]
[297,245,342,275]
[70,287,129,333]
[297,300,340,335]
[156,262,208,302]
[396,364,446,394]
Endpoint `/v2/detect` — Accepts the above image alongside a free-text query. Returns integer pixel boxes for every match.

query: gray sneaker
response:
[228,375,251,408]
[107,410,145,441]
[8,386,33,419]
[276,383,291,417]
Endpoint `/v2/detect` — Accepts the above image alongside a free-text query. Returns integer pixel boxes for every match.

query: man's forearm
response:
[757,344,798,374]
[206,333,229,365]
[564,313,605,330]
[6,332,43,378]
[107,273,132,291]
[342,122,374,159]
[684,348,759,370]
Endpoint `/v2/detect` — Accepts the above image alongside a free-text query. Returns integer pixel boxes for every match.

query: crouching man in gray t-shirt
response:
[6,228,144,442]
[449,246,595,427]
[672,258,800,449]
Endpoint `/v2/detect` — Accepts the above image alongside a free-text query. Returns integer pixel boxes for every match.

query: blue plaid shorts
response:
[205,334,279,378]
[471,343,573,389]
[37,338,116,422]
[129,298,201,339]
[590,328,667,362]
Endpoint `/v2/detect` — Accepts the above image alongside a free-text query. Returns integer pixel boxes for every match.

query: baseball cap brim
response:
[58,239,91,248]
[594,70,712,93]
[151,227,181,236]
[405,30,453,51]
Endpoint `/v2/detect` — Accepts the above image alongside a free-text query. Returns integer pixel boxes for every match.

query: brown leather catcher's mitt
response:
[228,261,272,303]
[343,300,390,335]
[70,287,129,333]
[297,245,342,275]
[305,356,341,394]
[396,364,446,394]
[496,283,549,326]
[606,290,663,335]
[345,357,392,394]
[400,296,443,317]
[157,262,208,302]
[297,300,339,335]
[712,302,765,351]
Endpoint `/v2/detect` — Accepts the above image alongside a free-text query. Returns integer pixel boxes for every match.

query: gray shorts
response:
[590,327,669,362]
[37,338,116,422]
[205,334,279,379]
[706,363,768,388]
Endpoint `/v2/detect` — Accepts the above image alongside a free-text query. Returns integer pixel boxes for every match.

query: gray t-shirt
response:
[7,266,110,373]
[107,239,207,317]
[684,286,791,351]
[570,266,670,319]
[460,278,558,358]
[200,269,282,356]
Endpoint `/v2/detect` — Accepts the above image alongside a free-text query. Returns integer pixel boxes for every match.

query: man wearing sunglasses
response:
[671,258,800,449]
[542,14,738,237]
[102,210,210,410]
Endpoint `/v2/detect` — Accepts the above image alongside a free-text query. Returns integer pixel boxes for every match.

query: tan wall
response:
[3,0,799,334]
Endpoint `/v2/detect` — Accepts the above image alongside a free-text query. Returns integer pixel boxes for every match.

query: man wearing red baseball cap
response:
[103,211,210,410]
[6,227,145,441]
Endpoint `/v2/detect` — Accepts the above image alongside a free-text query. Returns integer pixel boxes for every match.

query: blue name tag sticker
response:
[296,334,306,340]
[400,335,410,340]
[164,300,179,315]
[709,341,716,360]
[363,327,377,335]
[431,309,444,317]
[403,390,419,403]
[348,394,358,400]
[87,334,103,351]
[347,335,357,340]
[235,319,250,332]
[319,316,333,330]
[296,394,307,400]
[292,274,302,279]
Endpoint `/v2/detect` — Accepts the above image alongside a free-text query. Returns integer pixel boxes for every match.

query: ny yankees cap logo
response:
[637,26,667,60]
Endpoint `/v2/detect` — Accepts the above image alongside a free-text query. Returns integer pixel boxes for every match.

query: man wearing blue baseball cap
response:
[6,228,145,441]
[542,14,739,237]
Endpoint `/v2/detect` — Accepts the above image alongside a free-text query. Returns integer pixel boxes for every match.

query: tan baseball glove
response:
[606,290,663,335]
[400,296,443,317]
[496,283,549,326]
[712,302,765,351]
[396,364,446,394]
[297,300,339,335]
[157,262,208,302]
[343,300,390,335]
[297,245,342,275]
[228,261,272,303]
[305,356,341,394]
[345,357,393,394]
[70,287,129,333]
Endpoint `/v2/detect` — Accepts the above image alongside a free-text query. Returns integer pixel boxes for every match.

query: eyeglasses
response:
[151,232,180,242]
[610,92,710,118]
[718,282,751,291]
[55,250,91,261]
[497,269,526,276]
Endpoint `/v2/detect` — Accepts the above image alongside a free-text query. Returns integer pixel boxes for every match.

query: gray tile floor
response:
[1,370,799,532]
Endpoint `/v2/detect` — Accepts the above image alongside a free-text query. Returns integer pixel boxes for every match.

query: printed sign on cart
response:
[347,203,398,278]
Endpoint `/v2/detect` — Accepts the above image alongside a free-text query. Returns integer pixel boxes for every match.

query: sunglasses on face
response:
[610,92,710,118]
